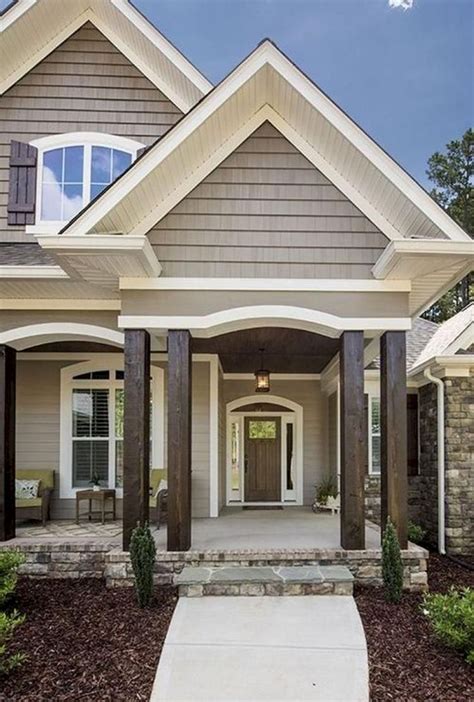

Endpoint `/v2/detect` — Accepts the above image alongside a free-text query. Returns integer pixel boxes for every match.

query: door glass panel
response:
[286,423,294,490]
[248,420,277,439]
[231,421,240,491]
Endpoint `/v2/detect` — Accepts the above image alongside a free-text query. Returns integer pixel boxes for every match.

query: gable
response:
[0,22,182,243]
[148,123,388,278]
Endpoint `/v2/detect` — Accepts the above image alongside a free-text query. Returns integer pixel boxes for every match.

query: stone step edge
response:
[178,581,353,597]
[174,564,353,587]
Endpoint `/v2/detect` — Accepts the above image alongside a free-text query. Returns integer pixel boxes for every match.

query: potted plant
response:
[89,471,102,492]
[312,476,339,513]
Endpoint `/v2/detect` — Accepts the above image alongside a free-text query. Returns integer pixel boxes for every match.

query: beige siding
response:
[218,366,226,510]
[16,357,211,520]
[149,122,388,278]
[328,392,338,480]
[0,23,182,243]
[223,378,324,504]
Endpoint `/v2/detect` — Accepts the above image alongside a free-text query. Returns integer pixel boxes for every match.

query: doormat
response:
[242,506,284,511]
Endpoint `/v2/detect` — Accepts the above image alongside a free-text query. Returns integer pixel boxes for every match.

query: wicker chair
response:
[16,469,55,526]
[149,469,168,529]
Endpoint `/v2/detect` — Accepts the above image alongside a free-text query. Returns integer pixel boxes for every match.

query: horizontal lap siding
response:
[149,122,388,278]
[0,23,182,243]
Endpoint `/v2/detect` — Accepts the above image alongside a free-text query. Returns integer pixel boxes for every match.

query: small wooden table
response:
[75,489,116,525]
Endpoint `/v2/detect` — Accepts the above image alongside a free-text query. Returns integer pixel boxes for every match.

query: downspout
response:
[424,368,446,555]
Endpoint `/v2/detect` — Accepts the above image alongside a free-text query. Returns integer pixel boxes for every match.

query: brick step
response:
[174,564,353,597]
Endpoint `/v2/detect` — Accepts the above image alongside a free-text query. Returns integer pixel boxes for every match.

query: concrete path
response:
[151,596,369,702]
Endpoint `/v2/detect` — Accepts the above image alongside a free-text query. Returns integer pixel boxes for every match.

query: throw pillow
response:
[15,479,40,500]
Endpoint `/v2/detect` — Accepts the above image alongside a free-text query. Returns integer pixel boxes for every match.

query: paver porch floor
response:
[12,507,383,550]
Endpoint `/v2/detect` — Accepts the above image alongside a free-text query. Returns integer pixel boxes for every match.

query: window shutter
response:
[8,140,38,225]
[407,393,419,476]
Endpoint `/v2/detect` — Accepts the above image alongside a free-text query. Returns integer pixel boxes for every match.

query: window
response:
[370,397,381,474]
[31,133,143,226]
[60,361,164,497]
[248,420,277,439]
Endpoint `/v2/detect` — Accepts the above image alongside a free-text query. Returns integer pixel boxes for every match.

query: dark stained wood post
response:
[0,345,16,542]
[167,330,192,551]
[123,330,150,551]
[381,331,408,548]
[339,331,366,550]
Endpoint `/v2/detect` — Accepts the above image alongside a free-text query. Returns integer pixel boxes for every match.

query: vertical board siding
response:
[0,23,182,243]
[328,392,338,480]
[149,122,388,278]
[223,378,323,504]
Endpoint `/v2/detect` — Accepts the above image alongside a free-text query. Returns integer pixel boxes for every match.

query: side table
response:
[76,489,116,525]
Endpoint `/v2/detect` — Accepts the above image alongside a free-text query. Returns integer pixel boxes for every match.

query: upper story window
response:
[30,133,144,226]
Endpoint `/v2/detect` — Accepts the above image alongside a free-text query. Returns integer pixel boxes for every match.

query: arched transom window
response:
[31,133,144,224]
[60,360,164,498]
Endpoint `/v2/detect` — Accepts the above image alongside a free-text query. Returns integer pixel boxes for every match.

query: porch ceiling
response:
[192,327,340,373]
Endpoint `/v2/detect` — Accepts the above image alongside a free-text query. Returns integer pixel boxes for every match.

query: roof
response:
[0,243,54,266]
[369,317,439,371]
[0,0,212,111]
[412,303,474,369]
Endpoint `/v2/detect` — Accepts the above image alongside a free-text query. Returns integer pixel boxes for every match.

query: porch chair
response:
[16,469,55,526]
[149,468,168,529]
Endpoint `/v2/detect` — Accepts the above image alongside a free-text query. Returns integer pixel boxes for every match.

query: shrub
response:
[0,551,26,676]
[407,521,427,545]
[382,517,403,603]
[422,588,474,665]
[0,610,25,676]
[0,551,24,609]
[130,523,156,608]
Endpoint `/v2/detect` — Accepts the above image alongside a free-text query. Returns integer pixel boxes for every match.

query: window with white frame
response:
[32,133,144,225]
[370,397,381,474]
[61,363,164,496]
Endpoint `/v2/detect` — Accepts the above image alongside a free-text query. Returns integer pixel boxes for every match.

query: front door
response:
[244,417,281,501]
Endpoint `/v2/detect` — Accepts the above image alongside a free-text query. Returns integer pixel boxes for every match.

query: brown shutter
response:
[407,393,419,476]
[8,140,38,225]
[364,393,369,473]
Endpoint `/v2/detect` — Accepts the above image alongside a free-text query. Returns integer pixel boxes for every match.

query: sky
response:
[132,0,473,188]
[1,0,472,187]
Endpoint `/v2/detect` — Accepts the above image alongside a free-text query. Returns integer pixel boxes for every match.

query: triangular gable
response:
[0,0,212,111]
[58,40,471,246]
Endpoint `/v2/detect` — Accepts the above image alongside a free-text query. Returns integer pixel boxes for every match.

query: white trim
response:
[1,1,212,107]
[373,239,474,280]
[223,373,320,381]
[0,299,120,311]
[120,277,412,293]
[225,395,304,506]
[0,322,123,350]
[119,307,412,338]
[209,355,220,518]
[0,265,68,279]
[59,358,164,499]
[30,133,143,230]
[409,355,474,382]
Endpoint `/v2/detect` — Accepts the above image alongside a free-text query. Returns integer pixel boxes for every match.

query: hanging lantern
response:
[255,348,270,393]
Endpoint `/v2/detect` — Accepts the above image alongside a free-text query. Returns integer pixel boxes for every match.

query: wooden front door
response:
[244,417,281,501]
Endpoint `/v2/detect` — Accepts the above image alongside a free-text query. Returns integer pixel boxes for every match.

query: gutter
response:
[423,367,446,554]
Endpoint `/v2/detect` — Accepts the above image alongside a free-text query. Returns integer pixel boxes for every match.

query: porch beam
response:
[381,331,408,548]
[123,329,150,550]
[339,331,366,549]
[167,330,192,551]
[0,345,16,542]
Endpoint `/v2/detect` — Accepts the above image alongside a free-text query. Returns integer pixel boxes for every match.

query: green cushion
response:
[16,497,42,509]
[17,469,54,492]
[150,469,167,491]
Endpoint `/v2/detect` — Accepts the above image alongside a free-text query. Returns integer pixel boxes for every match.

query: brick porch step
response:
[174,564,353,596]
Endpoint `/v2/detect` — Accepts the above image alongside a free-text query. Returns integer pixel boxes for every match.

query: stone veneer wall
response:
[419,377,474,555]
[365,476,421,527]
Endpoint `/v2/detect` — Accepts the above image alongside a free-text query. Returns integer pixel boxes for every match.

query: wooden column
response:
[123,329,150,551]
[0,345,16,542]
[167,330,192,551]
[381,331,408,548]
[340,331,366,550]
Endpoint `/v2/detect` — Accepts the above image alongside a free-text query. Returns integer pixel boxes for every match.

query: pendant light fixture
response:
[255,347,270,393]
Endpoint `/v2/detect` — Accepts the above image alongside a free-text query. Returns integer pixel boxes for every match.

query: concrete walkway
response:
[151,596,369,702]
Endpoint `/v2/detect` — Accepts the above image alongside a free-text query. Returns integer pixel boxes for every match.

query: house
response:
[0,0,472,565]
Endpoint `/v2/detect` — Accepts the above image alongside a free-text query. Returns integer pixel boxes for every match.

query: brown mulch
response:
[355,553,474,702]
[1,579,177,702]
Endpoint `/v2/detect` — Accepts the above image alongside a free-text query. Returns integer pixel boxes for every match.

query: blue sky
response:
[133,0,473,188]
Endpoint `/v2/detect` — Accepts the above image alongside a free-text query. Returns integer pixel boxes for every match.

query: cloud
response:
[388,0,414,9]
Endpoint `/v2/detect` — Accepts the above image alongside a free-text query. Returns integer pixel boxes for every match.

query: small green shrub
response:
[422,588,474,665]
[382,517,403,603]
[0,551,24,609]
[130,523,156,608]
[0,551,26,676]
[407,521,427,544]
[315,476,338,505]
[0,610,25,676]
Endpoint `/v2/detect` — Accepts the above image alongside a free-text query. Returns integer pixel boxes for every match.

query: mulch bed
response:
[355,553,474,702]
[1,580,177,702]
